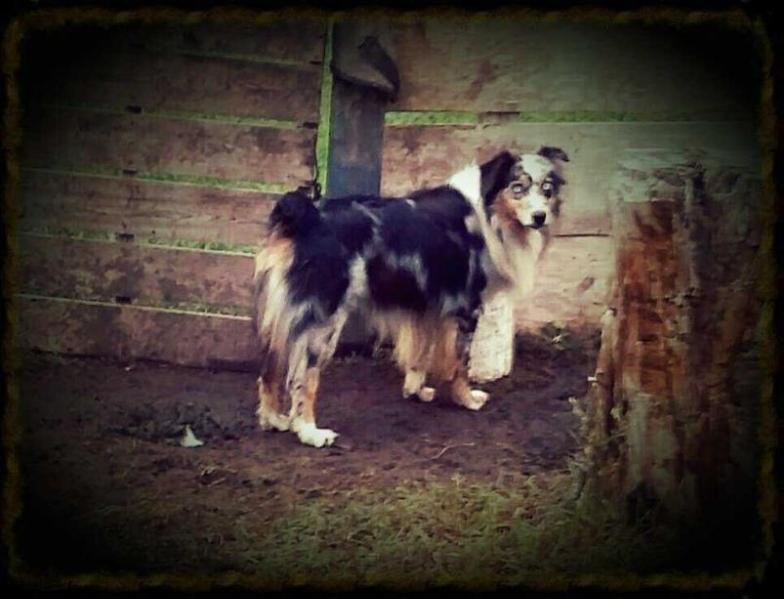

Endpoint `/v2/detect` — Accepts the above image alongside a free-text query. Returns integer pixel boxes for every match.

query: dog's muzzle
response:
[531,211,547,229]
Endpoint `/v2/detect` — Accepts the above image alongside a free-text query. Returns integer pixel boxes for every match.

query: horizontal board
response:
[516,236,614,330]
[25,52,322,123]
[22,108,316,186]
[21,171,276,245]
[19,236,613,336]
[18,295,258,370]
[19,235,256,313]
[386,20,758,117]
[381,120,761,235]
[24,22,326,67]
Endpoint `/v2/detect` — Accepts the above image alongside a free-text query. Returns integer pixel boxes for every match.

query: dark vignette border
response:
[1,0,779,595]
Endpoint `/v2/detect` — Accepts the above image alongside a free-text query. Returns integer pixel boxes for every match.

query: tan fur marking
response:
[300,367,320,424]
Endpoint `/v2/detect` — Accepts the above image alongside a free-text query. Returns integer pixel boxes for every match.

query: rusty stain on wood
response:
[515,236,613,331]
[582,152,763,517]
[387,21,757,118]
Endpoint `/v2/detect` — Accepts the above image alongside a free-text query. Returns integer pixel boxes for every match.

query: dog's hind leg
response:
[257,376,291,432]
[394,316,437,403]
[432,315,489,411]
[287,312,347,448]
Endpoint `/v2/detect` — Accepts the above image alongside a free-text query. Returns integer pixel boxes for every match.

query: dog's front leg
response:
[449,313,490,411]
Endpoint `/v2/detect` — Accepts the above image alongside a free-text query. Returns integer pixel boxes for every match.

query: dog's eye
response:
[542,181,553,191]
[510,183,526,196]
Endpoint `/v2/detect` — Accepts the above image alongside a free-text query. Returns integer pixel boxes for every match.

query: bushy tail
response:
[268,189,321,238]
[253,188,321,388]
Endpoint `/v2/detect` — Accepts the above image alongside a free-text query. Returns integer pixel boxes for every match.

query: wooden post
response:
[583,150,763,521]
[326,21,398,348]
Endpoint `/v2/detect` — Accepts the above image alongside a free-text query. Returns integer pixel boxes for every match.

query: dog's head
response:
[480,147,569,230]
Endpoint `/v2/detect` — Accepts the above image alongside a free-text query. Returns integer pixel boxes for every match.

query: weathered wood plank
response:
[381,120,760,235]
[18,295,258,370]
[22,108,316,186]
[25,22,326,67]
[19,235,256,313]
[515,236,614,331]
[25,53,322,123]
[20,171,275,245]
[387,20,757,117]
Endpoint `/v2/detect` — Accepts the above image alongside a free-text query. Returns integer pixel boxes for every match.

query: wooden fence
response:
[15,15,763,369]
[17,20,325,369]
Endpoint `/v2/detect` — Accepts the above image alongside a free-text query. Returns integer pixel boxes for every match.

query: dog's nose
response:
[532,211,547,227]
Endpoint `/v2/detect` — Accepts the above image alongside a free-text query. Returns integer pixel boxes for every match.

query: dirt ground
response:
[15,330,599,580]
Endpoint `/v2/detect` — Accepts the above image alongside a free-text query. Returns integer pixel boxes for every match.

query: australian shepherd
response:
[252,147,569,447]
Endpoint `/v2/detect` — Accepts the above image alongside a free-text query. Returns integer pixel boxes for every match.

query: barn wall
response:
[372,19,762,330]
[16,15,763,367]
[18,20,326,368]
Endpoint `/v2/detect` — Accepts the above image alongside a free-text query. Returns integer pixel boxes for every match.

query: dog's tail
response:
[268,188,321,238]
[252,188,322,390]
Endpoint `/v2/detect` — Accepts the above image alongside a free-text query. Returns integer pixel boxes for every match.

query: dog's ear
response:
[538,146,570,163]
[480,151,517,206]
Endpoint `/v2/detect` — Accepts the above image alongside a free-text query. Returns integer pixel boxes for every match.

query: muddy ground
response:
[15,330,599,580]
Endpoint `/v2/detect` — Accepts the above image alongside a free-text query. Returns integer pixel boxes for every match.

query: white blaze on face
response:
[515,154,556,227]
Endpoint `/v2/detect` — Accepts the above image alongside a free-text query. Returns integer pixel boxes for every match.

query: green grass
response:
[236,472,682,589]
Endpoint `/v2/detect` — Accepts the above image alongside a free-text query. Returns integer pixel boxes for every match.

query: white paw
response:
[258,410,290,432]
[292,420,338,448]
[465,389,490,411]
[417,386,436,402]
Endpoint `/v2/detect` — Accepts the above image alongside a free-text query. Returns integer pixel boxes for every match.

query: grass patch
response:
[237,472,683,589]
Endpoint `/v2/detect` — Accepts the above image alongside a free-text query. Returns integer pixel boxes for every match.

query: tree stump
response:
[583,150,763,523]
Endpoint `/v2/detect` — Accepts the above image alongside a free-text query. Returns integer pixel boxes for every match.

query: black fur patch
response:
[261,150,564,338]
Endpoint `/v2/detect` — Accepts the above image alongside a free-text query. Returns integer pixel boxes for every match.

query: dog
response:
[252,147,569,447]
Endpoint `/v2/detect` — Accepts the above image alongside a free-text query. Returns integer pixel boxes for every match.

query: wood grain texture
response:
[515,236,614,330]
[22,108,316,186]
[584,155,762,516]
[381,121,760,235]
[21,171,276,245]
[24,22,326,68]
[386,20,757,117]
[18,296,258,370]
[27,53,322,123]
[19,235,256,313]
